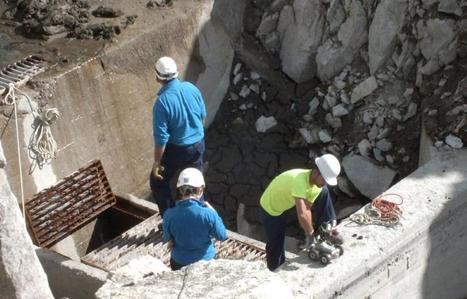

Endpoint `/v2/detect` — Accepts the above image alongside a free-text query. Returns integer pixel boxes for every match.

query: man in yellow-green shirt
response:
[259,154,341,271]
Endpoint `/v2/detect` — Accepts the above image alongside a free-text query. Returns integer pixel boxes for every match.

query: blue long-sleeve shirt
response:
[153,79,206,146]
[163,199,227,266]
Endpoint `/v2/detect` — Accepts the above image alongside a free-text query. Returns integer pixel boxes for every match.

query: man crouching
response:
[162,168,227,270]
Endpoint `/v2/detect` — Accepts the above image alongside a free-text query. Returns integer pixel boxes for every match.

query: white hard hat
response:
[155,56,178,80]
[177,168,205,188]
[314,154,341,186]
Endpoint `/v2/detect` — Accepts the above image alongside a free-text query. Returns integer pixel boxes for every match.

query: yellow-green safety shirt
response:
[260,169,322,216]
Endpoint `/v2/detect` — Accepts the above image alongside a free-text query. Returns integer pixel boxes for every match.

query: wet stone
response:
[92,6,123,18]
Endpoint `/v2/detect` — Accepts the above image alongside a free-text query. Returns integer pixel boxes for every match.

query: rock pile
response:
[1,0,137,40]
[205,0,466,234]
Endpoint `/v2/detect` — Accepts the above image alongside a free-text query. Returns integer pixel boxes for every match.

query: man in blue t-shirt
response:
[163,168,227,270]
[150,56,207,216]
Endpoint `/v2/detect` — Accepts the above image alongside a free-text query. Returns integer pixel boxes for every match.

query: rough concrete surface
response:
[36,247,108,299]
[96,259,294,299]
[0,142,53,299]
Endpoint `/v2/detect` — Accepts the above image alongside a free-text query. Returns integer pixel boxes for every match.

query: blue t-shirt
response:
[153,79,207,146]
[163,199,227,266]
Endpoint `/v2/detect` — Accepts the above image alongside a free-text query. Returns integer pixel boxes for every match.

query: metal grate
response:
[25,160,117,248]
[82,214,266,271]
[0,55,47,94]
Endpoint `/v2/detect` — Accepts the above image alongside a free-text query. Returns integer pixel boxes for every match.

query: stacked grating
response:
[82,213,266,271]
[0,55,47,94]
[25,160,117,248]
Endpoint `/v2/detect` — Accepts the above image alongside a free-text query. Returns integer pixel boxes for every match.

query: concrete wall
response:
[275,150,467,298]
[2,0,244,200]
[36,247,108,299]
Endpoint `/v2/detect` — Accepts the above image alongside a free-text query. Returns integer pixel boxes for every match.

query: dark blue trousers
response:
[260,186,336,271]
[150,139,205,217]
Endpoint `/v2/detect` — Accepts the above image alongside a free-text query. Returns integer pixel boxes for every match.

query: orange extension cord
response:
[350,193,403,226]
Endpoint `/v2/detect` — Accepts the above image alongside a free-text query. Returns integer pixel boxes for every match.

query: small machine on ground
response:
[307,223,344,265]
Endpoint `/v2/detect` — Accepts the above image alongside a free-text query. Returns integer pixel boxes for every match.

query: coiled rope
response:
[28,107,60,171]
[350,193,403,227]
[2,84,60,216]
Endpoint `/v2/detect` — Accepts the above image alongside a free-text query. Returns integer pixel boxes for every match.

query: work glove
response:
[298,232,318,251]
[305,232,318,248]
[152,162,164,180]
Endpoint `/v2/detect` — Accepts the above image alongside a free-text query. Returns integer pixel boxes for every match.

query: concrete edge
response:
[36,247,109,299]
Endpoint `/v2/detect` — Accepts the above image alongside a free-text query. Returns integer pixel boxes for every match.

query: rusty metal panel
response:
[25,160,116,248]
[82,214,265,271]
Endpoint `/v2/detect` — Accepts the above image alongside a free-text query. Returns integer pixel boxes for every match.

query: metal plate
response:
[25,160,117,248]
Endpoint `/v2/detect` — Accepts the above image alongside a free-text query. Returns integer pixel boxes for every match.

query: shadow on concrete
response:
[420,155,467,298]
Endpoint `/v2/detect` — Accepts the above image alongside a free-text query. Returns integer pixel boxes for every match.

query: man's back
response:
[260,169,322,216]
[163,199,226,265]
[153,79,206,146]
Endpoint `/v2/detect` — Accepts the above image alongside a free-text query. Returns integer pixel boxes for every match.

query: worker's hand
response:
[152,161,164,180]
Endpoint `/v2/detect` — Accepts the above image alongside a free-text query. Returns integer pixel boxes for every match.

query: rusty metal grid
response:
[0,55,47,93]
[25,160,116,248]
[82,214,265,271]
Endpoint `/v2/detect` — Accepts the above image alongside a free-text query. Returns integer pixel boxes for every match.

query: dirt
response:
[0,0,178,69]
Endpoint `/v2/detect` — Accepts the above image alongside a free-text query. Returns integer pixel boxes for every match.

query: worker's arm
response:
[209,211,227,241]
[153,144,165,165]
[152,98,168,179]
[295,197,314,235]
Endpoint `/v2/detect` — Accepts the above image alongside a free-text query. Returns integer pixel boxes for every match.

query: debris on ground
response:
[146,0,173,8]
[1,0,136,40]
[205,0,466,233]
[92,6,123,18]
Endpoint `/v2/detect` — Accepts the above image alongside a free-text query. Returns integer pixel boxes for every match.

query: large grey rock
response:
[445,134,463,149]
[368,0,408,74]
[256,12,279,38]
[417,19,458,75]
[317,0,367,81]
[279,0,325,83]
[351,76,378,104]
[422,0,438,8]
[327,0,346,34]
[212,0,246,41]
[96,259,294,298]
[196,23,234,127]
[343,154,397,199]
[0,162,54,298]
[255,116,278,133]
[438,0,462,16]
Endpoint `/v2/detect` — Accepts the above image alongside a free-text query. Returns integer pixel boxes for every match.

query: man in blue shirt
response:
[163,168,227,270]
[150,56,207,216]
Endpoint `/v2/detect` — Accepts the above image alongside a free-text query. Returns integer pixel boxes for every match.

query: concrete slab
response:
[36,247,108,299]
